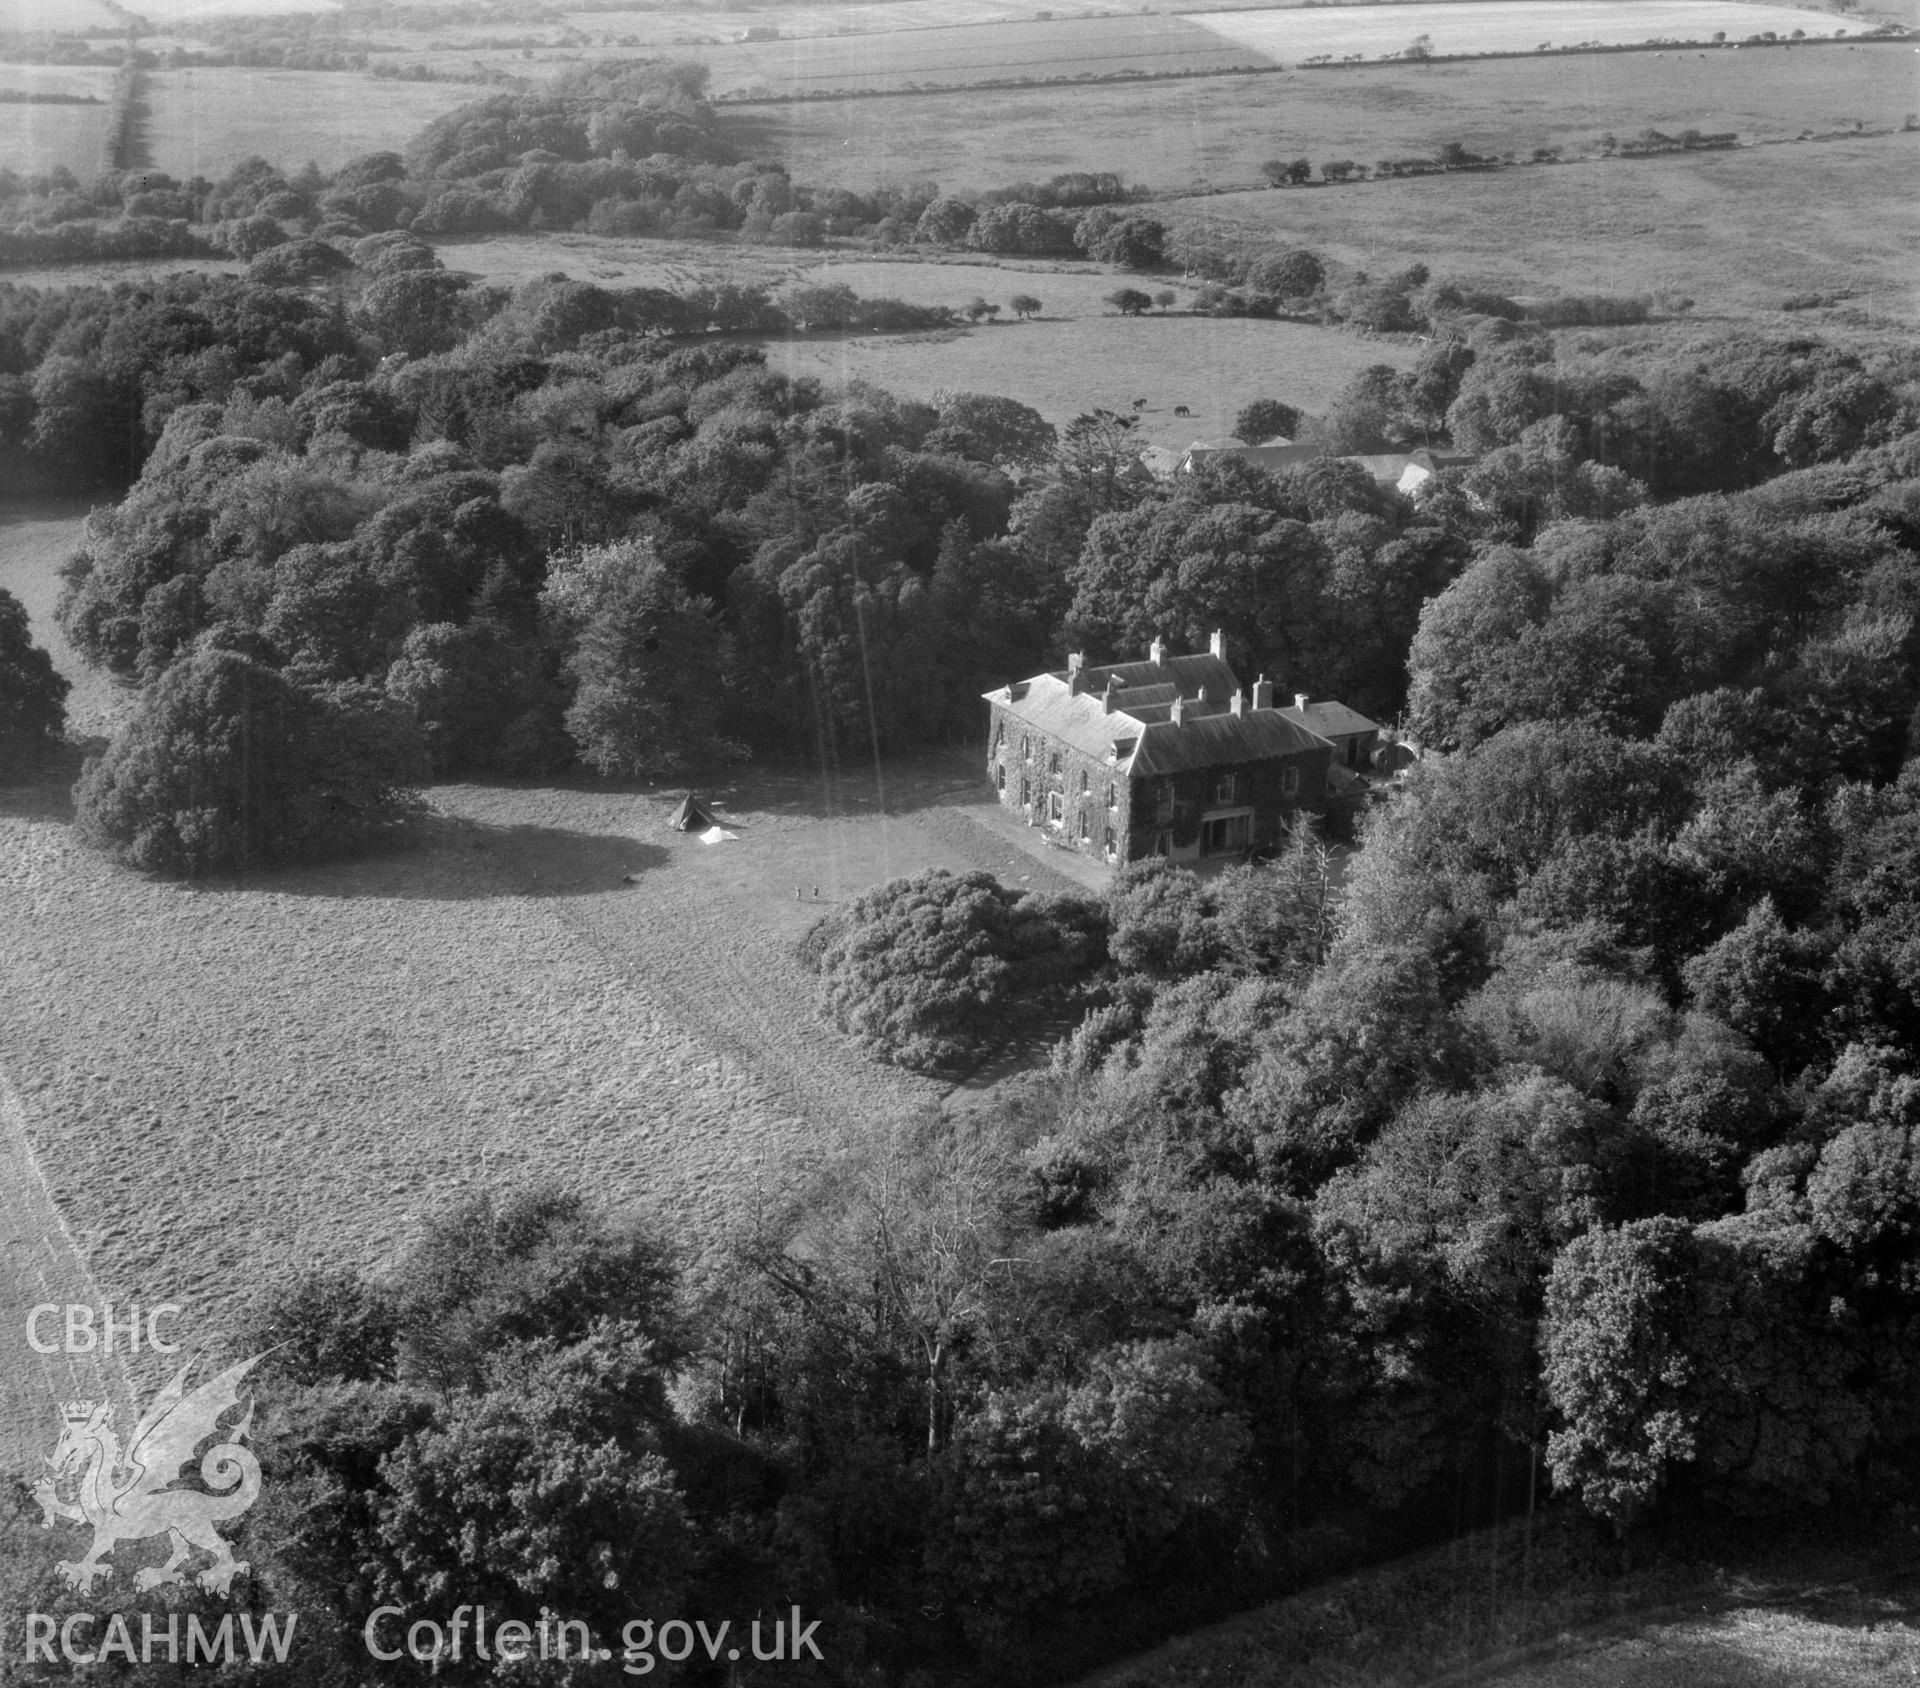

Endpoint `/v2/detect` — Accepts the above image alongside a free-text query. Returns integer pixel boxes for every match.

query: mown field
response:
[1164,132,1920,319]
[141,66,474,178]
[0,508,1076,1389]
[728,45,1920,192]
[1075,1519,1920,1688]
[1184,0,1852,61]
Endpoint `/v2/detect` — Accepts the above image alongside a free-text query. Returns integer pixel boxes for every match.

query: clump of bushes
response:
[803,868,1108,1071]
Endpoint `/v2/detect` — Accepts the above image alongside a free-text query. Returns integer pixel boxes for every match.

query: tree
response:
[1233,398,1301,444]
[73,647,427,877]
[0,586,69,752]
[1105,288,1154,317]
[927,393,1057,470]
[1008,293,1042,320]
[1246,249,1325,301]
[1540,1218,1697,1529]
[541,540,736,780]
[1153,288,1177,312]
[963,296,1002,324]
[1078,211,1166,269]
[804,867,1105,1072]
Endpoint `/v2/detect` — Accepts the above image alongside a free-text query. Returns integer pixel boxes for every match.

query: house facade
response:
[982,634,1335,867]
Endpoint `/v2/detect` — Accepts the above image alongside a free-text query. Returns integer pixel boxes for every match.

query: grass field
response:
[726,46,1920,193]
[764,304,1412,445]
[0,505,1081,1434]
[1074,1519,1920,1688]
[141,66,474,177]
[1163,132,1920,319]
[677,14,1271,99]
[1184,0,1853,61]
[428,236,1413,444]
[0,64,116,179]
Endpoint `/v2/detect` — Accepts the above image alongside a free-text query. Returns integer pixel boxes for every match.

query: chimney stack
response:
[1209,628,1225,661]
[1149,635,1167,667]
[1230,688,1245,717]
[1252,675,1274,711]
[1294,692,1311,711]
[1103,676,1119,714]
[1169,695,1186,727]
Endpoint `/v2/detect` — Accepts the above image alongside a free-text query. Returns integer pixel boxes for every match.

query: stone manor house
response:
[982,634,1379,867]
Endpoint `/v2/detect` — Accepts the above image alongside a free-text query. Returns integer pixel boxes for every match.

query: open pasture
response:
[763,304,1417,447]
[673,14,1270,98]
[1183,0,1854,61]
[1161,132,1920,319]
[727,46,1920,192]
[141,65,475,177]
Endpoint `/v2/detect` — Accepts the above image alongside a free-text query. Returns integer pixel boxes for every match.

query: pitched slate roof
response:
[1126,708,1330,776]
[1279,700,1380,741]
[985,661,1333,779]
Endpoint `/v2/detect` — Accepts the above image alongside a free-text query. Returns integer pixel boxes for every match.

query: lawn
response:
[140,66,475,178]
[1162,132,1920,321]
[0,505,1081,1446]
[1183,0,1853,63]
[0,65,117,181]
[724,45,1920,194]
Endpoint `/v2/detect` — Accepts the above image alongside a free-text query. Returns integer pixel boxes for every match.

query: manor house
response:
[983,634,1373,867]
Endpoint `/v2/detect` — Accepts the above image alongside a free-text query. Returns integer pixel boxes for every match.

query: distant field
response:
[554,0,1321,46]
[764,307,1415,446]
[729,47,1920,190]
[141,66,474,177]
[1160,133,1920,318]
[421,237,1411,441]
[678,14,1270,98]
[0,62,114,177]
[1185,0,1853,60]
[0,0,119,29]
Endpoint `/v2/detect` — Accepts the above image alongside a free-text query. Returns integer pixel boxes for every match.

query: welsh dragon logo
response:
[33,1354,264,1596]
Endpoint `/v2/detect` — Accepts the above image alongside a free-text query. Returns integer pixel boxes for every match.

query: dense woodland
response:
[5,56,1920,1688]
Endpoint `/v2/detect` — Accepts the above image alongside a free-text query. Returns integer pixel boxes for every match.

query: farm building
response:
[982,633,1345,867]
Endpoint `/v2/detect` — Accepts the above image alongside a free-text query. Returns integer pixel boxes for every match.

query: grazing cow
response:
[1174,403,1191,416]
[1131,397,1147,411]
